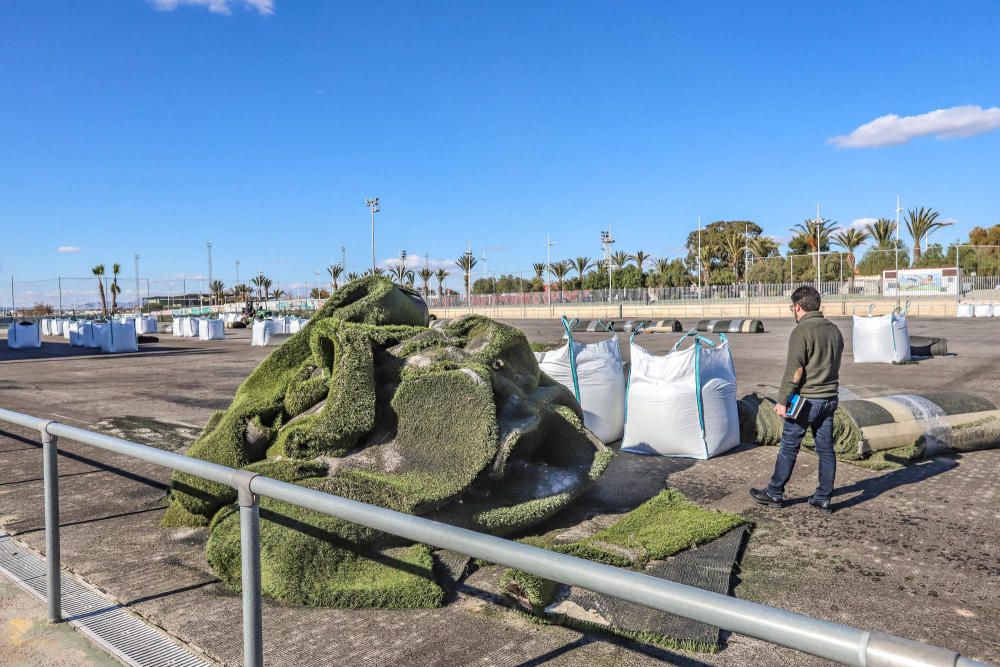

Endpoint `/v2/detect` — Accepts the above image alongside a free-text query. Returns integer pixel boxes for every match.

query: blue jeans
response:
[767,397,838,502]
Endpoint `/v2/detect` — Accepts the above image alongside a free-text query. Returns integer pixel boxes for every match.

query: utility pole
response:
[697,216,703,299]
[134,254,140,314]
[365,197,380,273]
[546,234,556,312]
[207,242,213,287]
[745,223,750,316]
[815,204,821,293]
[894,195,902,309]
[341,246,346,271]
[236,260,240,285]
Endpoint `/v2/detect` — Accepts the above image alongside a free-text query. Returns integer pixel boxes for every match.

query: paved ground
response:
[0,317,998,666]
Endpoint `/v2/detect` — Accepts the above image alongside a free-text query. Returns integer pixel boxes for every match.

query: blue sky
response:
[2,0,999,298]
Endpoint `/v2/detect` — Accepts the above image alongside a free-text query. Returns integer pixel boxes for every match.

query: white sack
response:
[852,311,910,363]
[68,321,86,346]
[288,317,307,334]
[134,316,158,334]
[534,318,625,443]
[61,320,72,339]
[973,303,993,318]
[81,322,107,349]
[100,321,139,353]
[182,317,200,338]
[50,319,65,336]
[251,319,276,347]
[956,303,974,318]
[41,319,52,336]
[199,318,225,340]
[7,322,42,349]
[622,331,740,458]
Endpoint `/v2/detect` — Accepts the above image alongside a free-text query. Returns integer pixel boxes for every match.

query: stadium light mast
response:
[546,234,557,310]
[366,197,380,273]
[895,194,902,309]
[601,227,615,299]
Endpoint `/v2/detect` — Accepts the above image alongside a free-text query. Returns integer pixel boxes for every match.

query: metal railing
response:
[0,407,991,667]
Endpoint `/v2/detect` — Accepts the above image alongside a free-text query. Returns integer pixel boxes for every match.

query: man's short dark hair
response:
[791,285,821,312]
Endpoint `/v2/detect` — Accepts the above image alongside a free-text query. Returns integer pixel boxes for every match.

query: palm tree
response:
[404,271,415,288]
[832,228,870,288]
[271,288,285,300]
[610,251,629,270]
[790,218,840,273]
[718,232,747,277]
[327,264,344,291]
[418,267,434,298]
[573,257,593,283]
[346,272,361,283]
[550,260,572,300]
[92,264,108,317]
[532,263,546,281]
[261,277,273,303]
[110,263,121,313]
[654,257,671,275]
[866,218,897,250]
[628,250,652,273]
[435,269,448,296]
[905,207,952,263]
[455,252,478,303]
[362,267,385,278]
[748,235,779,259]
[231,283,250,302]
[209,279,226,305]
[251,275,267,300]
[390,262,409,285]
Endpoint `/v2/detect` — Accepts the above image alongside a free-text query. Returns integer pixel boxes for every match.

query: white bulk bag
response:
[200,318,225,340]
[41,319,52,336]
[251,319,275,347]
[49,319,64,336]
[288,317,306,334]
[171,317,182,337]
[182,317,200,338]
[853,308,910,363]
[622,329,740,458]
[534,317,626,443]
[135,316,158,334]
[7,322,42,349]
[61,320,72,339]
[81,322,107,349]
[973,303,993,318]
[100,320,139,353]
[68,321,86,346]
[956,303,974,318]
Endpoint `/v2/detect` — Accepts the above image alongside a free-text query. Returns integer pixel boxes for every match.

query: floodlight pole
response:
[134,254,140,314]
[236,260,240,286]
[894,195,902,309]
[697,216,702,299]
[546,234,556,314]
[366,197,380,273]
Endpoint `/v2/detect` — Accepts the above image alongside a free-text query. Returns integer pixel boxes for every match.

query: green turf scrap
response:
[499,490,747,648]
[167,278,612,609]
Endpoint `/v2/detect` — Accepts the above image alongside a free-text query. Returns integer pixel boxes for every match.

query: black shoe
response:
[808,496,833,514]
[749,488,782,508]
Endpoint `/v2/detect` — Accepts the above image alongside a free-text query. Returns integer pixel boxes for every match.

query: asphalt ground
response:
[0,316,997,666]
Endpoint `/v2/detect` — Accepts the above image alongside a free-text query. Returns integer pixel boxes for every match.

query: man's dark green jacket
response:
[778,311,844,400]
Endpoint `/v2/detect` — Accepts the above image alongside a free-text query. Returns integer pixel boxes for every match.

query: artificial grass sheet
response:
[164,277,611,608]
[499,489,748,650]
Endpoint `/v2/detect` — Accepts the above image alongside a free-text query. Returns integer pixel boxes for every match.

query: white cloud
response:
[57,245,81,253]
[850,218,877,230]
[829,105,1000,149]
[149,0,273,15]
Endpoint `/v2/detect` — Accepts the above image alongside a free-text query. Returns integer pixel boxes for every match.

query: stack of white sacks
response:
[853,305,910,363]
[534,318,740,459]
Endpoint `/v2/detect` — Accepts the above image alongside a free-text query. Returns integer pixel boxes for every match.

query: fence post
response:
[234,472,264,667]
[41,423,62,623]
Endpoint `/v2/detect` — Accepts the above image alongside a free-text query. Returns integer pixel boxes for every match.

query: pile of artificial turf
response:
[163,277,612,609]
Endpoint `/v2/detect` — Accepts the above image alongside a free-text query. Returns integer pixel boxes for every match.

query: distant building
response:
[142,293,208,308]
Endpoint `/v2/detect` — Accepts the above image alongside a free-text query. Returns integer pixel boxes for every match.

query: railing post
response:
[41,422,61,623]
[234,472,263,667]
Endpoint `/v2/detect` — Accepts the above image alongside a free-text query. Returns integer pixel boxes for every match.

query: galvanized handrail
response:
[0,407,991,667]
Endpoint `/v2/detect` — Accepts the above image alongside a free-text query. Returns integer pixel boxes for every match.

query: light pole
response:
[814,204,822,293]
[894,195,902,308]
[697,216,702,299]
[206,241,213,287]
[340,246,346,273]
[601,228,615,302]
[236,260,240,286]
[546,234,556,311]
[365,197,380,273]
[134,254,140,314]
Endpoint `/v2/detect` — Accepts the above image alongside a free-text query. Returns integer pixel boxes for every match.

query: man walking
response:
[750,286,844,513]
